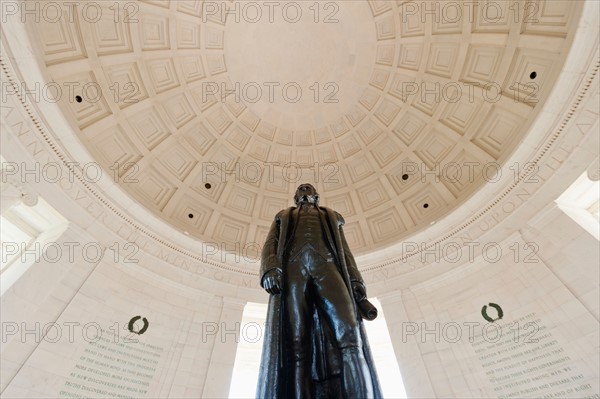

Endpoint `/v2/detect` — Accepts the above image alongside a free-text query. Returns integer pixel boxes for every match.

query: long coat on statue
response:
[256,206,383,399]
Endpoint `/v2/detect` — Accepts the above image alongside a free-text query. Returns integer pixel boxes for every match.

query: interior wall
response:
[1,224,98,393]
[381,224,599,398]
[0,225,245,398]
[524,204,600,320]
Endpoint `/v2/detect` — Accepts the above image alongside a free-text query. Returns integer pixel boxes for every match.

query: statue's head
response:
[294,183,320,206]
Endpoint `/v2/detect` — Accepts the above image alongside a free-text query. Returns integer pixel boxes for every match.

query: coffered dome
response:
[24,0,581,255]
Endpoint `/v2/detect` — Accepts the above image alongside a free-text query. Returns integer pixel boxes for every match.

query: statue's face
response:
[294,184,319,205]
[297,183,316,196]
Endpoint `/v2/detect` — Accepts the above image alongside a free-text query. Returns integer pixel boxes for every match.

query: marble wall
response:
[1,224,247,398]
[380,213,599,399]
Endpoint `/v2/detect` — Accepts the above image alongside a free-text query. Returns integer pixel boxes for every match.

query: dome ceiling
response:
[26,0,579,255]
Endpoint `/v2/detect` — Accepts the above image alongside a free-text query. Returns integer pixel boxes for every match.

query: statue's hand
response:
[262,269,282,295]
[351,281,367,302]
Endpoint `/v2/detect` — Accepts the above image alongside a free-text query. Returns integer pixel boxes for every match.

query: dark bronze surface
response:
[257,184,383,399]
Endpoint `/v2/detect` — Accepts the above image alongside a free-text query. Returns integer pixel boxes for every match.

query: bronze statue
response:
[257,183,382,399]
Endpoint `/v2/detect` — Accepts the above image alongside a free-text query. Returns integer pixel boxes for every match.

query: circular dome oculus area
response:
[225,2,376,131]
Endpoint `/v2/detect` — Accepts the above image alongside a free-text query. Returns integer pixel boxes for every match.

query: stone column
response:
[378,289,436,398]
[201,296,247,398]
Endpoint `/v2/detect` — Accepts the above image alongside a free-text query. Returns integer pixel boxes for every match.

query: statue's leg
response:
[284,258,312,399]
[312,263,374,399]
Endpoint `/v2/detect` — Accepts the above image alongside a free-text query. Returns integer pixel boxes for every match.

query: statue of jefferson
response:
[257,183,382,399]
